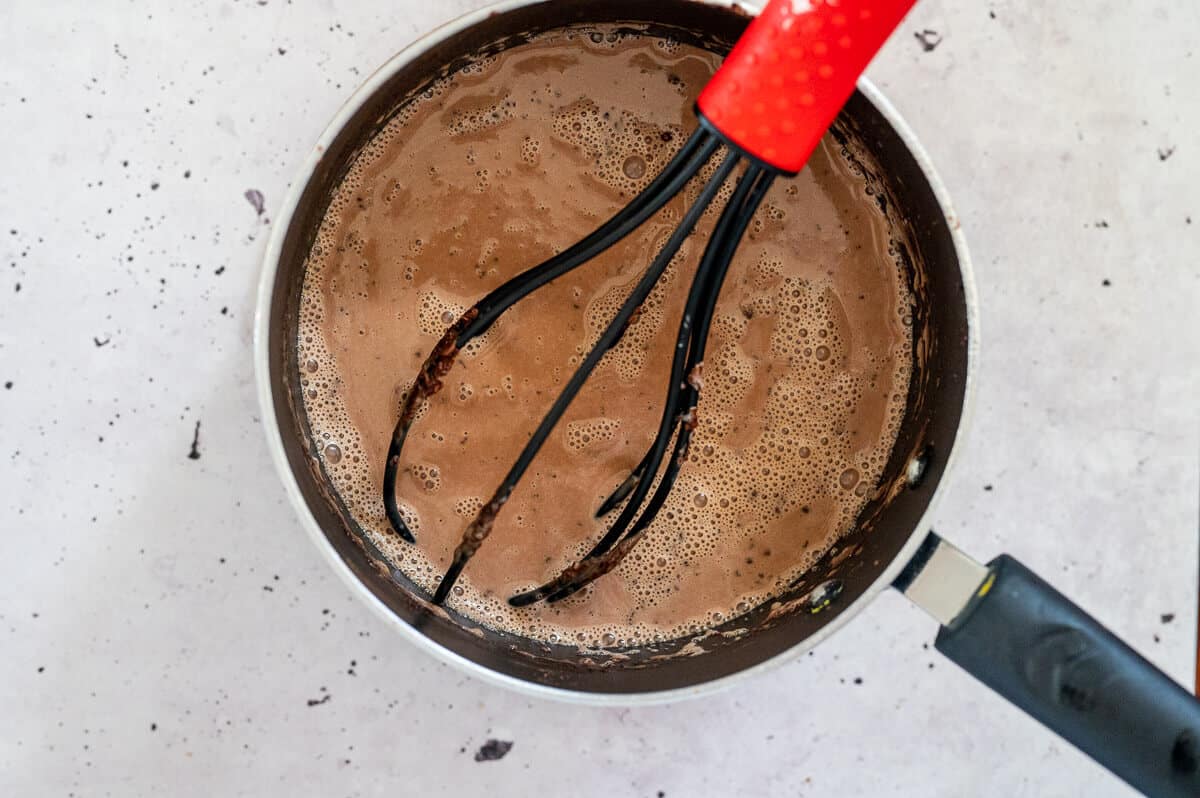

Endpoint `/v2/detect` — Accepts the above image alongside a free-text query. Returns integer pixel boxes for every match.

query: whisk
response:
[383,0,917,606]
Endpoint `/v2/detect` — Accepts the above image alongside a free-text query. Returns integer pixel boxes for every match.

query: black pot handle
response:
[896,534,1200,798]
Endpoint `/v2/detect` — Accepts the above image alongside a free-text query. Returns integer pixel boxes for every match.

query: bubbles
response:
[444,95,515,138]
[417,289,465,338]
[655,37,680,54]
[582,248,686,380]
[454,497,483,518]
[838,467,860,490]
[551,98,684,196]
[323,443,342,464]
[410,463,442,493]
[519,136,541,165]
[564,418,620,452]
[622,154,647,180]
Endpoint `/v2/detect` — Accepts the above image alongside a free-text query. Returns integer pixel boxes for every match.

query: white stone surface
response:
[2,1,1197,796]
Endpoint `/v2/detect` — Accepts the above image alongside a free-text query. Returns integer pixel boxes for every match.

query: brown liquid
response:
[296,28,913,648]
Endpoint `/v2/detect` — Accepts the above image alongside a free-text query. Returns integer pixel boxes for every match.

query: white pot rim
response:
[253,0,979,707]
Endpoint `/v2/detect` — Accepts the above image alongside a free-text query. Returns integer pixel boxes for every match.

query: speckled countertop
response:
[2,1,1198,796]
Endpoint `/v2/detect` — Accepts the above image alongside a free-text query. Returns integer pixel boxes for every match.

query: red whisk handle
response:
[697,0,916,174]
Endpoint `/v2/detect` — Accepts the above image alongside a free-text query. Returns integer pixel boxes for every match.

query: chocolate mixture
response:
[296,27,913,648]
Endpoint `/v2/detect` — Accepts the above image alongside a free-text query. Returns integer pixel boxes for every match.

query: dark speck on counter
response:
[474,739,513,762]
[914,29,942,52]
[245,188,266,216]
[187,420,201,460]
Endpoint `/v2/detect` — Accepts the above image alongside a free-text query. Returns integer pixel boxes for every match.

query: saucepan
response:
[253,1,1200,795]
